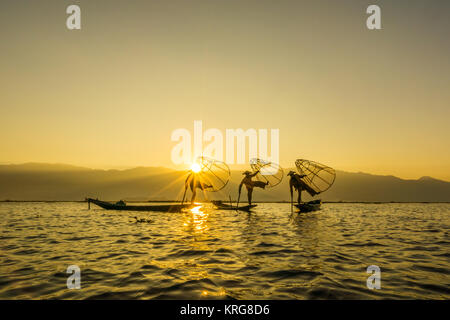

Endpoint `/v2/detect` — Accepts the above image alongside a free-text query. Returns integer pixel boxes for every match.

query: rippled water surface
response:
[0,202,449,299]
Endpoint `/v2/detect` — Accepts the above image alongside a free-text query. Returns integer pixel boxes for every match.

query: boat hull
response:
[215,204,257,211]
[212,201,257,211]
[87,198,193,212]
[295,200,322,212]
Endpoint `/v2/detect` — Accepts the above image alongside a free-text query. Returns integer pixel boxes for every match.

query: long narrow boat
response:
[295,199,322,212]
[87,198,194,212]
[211,201,257,212]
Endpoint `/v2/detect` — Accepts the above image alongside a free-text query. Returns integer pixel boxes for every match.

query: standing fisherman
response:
[287,171,318,205]
[238,170,269,206]
[183,170,213,204]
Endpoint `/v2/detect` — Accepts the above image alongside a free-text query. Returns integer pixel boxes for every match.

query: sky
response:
[0,0,449,180]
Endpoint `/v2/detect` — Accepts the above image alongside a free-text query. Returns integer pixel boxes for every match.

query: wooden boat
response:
[87,198,194,212]
[295,199,322,212]
[211,201,257,212]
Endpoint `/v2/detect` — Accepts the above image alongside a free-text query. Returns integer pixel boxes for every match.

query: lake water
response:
[0,202,449,299]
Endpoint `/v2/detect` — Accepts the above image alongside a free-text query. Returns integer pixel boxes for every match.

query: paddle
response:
[290,193,293,213]
[236,189,241,210]
[181,186,187,205]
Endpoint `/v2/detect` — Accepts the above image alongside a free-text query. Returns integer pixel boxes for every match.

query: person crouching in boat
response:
[184,171,213,204]
[238,170,269,205]
[287,171,318,205]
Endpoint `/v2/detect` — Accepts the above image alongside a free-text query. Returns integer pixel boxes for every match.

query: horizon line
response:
[0,161,449,183]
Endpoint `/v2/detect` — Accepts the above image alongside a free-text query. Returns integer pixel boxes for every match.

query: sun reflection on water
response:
[184,204,209,233]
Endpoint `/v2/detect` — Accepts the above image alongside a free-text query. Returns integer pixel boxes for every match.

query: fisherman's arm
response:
[249,170,259,178]
[294,174,306,183]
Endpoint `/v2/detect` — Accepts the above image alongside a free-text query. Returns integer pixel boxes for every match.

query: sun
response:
[191,163,201,173]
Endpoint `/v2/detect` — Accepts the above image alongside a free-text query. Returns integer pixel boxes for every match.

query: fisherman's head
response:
[287,171,296,177]
[243,170,252,176]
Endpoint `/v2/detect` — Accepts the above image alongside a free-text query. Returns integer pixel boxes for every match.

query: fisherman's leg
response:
[253,181,268,189]
[191,188,197,204]
[297,191,302,205]
[247,188,253,205]
[300,180,318,197]
[200,182,213,189]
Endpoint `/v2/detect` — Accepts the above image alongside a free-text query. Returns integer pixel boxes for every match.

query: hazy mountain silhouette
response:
[0,163,448,202]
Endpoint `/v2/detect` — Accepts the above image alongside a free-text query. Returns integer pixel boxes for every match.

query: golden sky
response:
[0,0,449,180]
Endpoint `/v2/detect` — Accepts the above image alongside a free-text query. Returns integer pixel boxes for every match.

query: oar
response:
[228,195,237,211]
[181,171,191,206]
[236,190,241,210]
[181,187,187,205]
[290,193,293,213]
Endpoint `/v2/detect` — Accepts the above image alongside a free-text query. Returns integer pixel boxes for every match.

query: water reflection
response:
[288,210,323,274]
[0,202,448,299]
[183,204,209,234]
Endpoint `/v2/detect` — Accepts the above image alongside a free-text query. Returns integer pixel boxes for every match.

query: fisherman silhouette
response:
[238,170,269,205]
[184,170,213,204]
[287,170,318,205]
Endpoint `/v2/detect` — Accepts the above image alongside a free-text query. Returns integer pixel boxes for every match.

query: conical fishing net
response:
[295,159,336,194]
[249,158,284,188]
[195,156,231,192]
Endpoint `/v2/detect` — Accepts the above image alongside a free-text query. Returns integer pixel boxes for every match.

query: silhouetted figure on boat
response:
[238,170,269,205]
[288,171,318,205]
[184,170,213,204]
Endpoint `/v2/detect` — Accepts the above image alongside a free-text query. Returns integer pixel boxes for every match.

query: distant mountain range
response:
[0,163,449,202]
